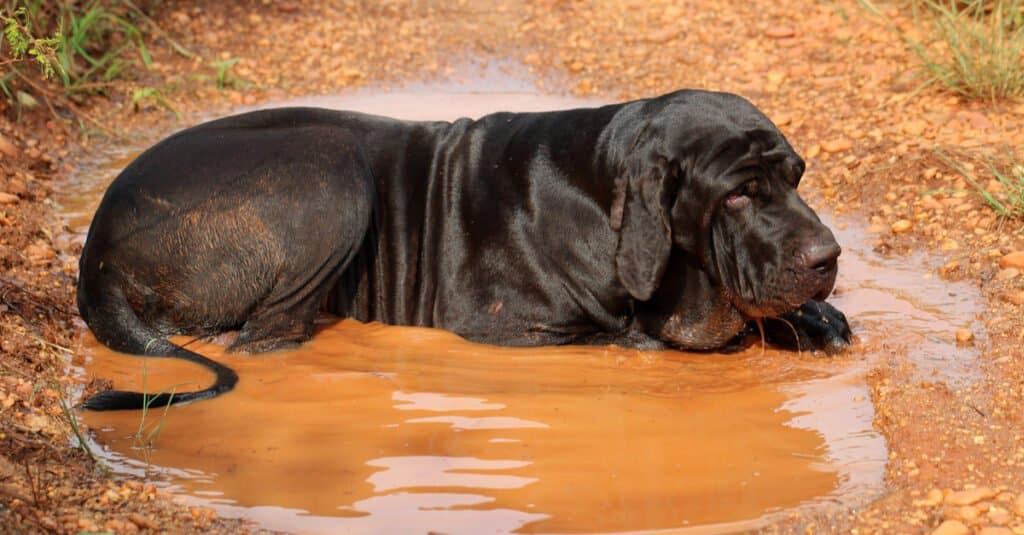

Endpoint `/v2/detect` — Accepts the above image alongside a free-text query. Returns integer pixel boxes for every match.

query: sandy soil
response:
[1,0,1023,533]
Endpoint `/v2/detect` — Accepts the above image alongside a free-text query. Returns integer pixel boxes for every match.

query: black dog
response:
[78,89,850,411]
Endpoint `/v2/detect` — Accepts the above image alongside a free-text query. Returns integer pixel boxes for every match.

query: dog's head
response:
[610,90,840,345]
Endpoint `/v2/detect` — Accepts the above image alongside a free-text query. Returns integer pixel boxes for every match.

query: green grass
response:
[863,0,1024,100]
[0,0,197,123]
[934,147,1024,218]
[2,1,153,92]
[131,360,184,460]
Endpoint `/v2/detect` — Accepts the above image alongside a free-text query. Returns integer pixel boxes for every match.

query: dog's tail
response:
[77,270,238,412]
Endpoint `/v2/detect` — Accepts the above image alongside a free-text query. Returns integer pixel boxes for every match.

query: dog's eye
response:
[724,180,759,210]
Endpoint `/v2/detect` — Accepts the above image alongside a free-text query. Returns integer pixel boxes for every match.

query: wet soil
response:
[2,0,1024,533]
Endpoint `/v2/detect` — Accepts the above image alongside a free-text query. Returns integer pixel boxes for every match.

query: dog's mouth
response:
[725,279,836,322]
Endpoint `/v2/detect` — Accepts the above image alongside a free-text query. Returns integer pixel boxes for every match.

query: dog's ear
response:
[612,153,679,301]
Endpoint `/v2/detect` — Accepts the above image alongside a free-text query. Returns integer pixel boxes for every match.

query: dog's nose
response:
[802,240,841,275]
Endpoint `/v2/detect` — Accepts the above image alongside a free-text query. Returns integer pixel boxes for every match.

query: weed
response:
[212,57,252,90]
[2,1,153,92]
[0,0,193,125]
[131,360,184,459]
[57,386,98,463]
[933,147,1024,218]
[30,336,99,463]
[862,0,1024,100]
[132,86,178,118]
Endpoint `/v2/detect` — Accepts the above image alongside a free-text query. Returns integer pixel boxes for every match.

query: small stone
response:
[956,505,981,520]
[980,528,1015,535]
[999,251,1024,270]
[988,506,1013,525]
[932,520,970,535]
[902,120,928,136]
[1012,495,1024,515]
[127,513,158,530]
[891,220,913,233]
[340,68,363,80]
[956,329,974,344]
[821,139,853,153]
[947,487,998,506]
[6,179,26,196]
[0,192,19,205]
[1003,290,1024,306]
[941,239,959,251]
[922,488,945,506]
[996,268,1020,280]
[25,243,55,263]
[646,27,680,43]
[764,26,796,38]
[0,136,17,157]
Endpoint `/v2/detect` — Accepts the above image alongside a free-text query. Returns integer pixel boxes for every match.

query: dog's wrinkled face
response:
[613,90,840,346]
[679,147,840,319]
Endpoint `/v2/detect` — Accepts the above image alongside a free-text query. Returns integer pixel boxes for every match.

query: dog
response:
[77,89,850,411]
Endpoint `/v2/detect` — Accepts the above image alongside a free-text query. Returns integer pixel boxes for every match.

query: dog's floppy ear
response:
[612,153,679,301]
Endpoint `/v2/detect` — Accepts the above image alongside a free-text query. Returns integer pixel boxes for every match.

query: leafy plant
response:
[2,6,60,79]
[2,1,156,92]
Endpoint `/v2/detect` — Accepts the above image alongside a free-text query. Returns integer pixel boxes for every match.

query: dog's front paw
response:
[763,300,851,355]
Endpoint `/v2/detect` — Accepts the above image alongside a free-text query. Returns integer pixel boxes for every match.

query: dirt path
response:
[1,0,1023,533]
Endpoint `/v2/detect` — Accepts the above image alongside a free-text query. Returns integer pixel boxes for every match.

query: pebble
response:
[6,179,26,195]
[0,135,17,157]
[0,192,19,205]
[902,120,928,136]
[996,268,1020,280]
[646,28,680,43]
[1003,290,1024,306]
[127,513,157,530]
[999,251,1024,270]
[891,220,913,233]
[955,329,974,344]
[922,488,945,506]
[764,26,796,38]
[1013,495,1024,515]
[821,139,853,153]
[932,520,970,535]
[988,506,1013,525]
[979,528,1015,535]
[25,243,55,263]
[947,487,998,506]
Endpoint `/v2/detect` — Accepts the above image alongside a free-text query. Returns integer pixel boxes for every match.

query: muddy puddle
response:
[63,74,983,534]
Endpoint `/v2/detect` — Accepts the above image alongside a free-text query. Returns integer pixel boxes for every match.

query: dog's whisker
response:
[770,315,802,357]
[753,318,766,357]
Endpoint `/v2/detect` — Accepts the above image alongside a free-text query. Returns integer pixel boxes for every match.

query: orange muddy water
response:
[64,70,981,534]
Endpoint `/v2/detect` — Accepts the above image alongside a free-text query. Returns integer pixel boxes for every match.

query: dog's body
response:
[78,90,850,411]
